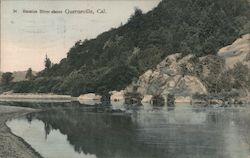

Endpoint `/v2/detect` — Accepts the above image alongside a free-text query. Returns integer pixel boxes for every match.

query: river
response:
[4,102,250,158]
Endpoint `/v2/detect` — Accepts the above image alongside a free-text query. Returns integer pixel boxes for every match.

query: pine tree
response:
[45,54,52,70]
[25,68,34,80]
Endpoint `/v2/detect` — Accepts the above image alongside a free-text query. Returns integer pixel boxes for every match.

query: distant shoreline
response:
[0,93,78,102]
[0,92,249,106]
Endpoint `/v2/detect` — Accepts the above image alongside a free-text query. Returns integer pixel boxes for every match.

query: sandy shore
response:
[0,93,76,100]
[0,106,42,158]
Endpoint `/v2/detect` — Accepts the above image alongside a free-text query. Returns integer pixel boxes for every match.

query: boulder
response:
[78,93,102,100]
[208,99,224,105]
[78,93,102,105]
[141,95,153,104]
[110,90,125,108]
[110,90,125,101]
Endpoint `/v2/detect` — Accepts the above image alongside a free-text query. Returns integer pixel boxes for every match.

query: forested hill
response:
[13,0,250,96]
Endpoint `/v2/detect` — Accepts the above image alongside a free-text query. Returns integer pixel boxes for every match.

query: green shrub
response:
[13,81,33,93]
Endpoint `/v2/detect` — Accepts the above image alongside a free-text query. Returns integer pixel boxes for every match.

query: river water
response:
[5,102,250,158]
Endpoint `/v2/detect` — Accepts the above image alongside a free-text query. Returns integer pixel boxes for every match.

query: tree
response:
[45,54,52,69]
[133,7,143,17]
[25,68,34,80]
[1,72,14,85]
[129,7,143,21]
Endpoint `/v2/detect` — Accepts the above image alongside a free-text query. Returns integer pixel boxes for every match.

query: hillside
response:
[124,34,250,104]
[4,0,250,96]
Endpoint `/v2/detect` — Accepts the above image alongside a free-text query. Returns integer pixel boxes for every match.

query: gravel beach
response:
[0,105,42,158]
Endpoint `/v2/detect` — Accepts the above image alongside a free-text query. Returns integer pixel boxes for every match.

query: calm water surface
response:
[5,102,250,158]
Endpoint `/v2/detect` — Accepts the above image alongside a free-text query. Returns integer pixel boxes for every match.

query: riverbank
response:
[0,105,42,158]
[0,93,77,102]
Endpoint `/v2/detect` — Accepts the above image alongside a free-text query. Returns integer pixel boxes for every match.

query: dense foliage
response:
[9,0,250,96]
[1,72,14,85]
[197,59,250,94]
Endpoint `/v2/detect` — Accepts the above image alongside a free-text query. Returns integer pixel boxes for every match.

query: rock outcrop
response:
[172,75,208,96]
[123,34,250,105]
[218,34,250,99]
[218,34,250,69]
[125,53,208,102]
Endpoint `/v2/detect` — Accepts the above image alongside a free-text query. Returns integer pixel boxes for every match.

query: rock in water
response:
[110,90,125,108]
[110,90,125,102]
[78,93,102,105]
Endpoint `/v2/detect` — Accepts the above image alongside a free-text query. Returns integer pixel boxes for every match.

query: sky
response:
[1,0,160,72]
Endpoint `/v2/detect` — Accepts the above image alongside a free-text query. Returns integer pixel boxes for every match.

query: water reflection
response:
[6,103,250,158]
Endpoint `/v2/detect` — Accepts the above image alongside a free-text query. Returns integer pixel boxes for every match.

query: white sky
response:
[1,0,160,72]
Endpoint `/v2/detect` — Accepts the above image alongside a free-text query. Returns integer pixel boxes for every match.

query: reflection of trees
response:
[25,106,246,158]
[44,122,52,140]
[32,108,171,158]
[23,104,250,158]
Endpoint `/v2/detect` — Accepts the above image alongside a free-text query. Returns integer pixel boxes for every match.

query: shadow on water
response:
[4,101,250,158]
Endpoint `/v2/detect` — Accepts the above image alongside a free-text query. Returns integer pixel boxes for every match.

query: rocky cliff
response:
[124,34,250,104]
[125,53,208,100]
[218,34,250,69]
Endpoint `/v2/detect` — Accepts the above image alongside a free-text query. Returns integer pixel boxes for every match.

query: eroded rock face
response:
[125,53,208,99]
[218,34,250,69]
[173,75,207,96]
[123,34,249,104]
